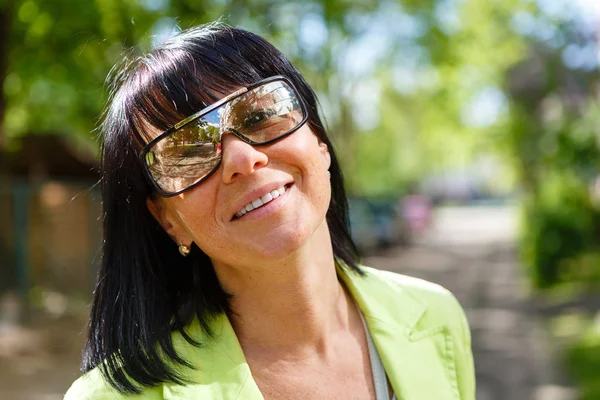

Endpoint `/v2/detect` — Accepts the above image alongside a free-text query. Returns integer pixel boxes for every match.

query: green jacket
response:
[65,266,475,399]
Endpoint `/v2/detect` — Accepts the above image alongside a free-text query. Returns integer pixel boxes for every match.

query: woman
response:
[66,24,475,400]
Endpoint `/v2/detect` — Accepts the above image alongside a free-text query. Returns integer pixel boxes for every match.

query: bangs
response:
[114,28,280,145]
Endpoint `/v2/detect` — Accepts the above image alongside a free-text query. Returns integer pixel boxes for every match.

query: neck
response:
[212,221,356,357]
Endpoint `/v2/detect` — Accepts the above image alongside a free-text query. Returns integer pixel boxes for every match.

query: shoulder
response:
[64,367,118,400]
[64,367,163,400]
[359,265,464,312]
[360,265,450,294]
[353,265,470,338]
[354,265,475,398]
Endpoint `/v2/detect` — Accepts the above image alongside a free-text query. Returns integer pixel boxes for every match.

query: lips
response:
[235,185,287,218]
[232,183,292,220]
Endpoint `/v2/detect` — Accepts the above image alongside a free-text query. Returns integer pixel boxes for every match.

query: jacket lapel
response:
[164,313,264,400]
[340,266,461,400]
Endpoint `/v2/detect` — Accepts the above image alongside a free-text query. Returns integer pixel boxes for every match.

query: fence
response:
[0,177,101,320]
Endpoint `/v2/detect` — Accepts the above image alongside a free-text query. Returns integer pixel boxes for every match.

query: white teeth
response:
[252,198,264,208]
[261,193,273,203]
[236,185,287,218]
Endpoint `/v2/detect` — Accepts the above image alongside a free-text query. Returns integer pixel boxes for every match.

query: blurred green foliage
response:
[505,33,600,290]
[0,0,536,191]
[520,173,600,289]
[1,0,599,293]
[564,321,600,400]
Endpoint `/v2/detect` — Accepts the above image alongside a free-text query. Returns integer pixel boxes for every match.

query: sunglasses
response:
[140,75,308,197]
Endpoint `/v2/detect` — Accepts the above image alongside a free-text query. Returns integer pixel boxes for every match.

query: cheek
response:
[313,171,332,217]
[279,144,332,219]
[277,129,325,169]
[276,129,330,194]
[172,182,221,239]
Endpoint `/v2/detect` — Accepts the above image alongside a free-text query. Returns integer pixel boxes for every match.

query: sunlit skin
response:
[149,122,332,266]
[147,118,379,399]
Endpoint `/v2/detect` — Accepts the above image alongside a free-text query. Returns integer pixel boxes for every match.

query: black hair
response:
[83,23,362,393]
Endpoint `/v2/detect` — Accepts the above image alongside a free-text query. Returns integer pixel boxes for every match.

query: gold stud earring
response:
[178,243,191,257]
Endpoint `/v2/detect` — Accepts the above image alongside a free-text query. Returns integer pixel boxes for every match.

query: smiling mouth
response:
[234,184,291,219]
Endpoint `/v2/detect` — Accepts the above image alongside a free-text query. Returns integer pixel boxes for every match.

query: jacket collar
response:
[340,265,461,400]
[165,313,263,399]
[338,264,428,335]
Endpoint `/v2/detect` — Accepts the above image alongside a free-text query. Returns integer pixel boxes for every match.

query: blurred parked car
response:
[348,196,411,253]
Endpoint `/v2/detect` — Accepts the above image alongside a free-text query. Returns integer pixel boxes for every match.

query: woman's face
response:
[148,119,332,268]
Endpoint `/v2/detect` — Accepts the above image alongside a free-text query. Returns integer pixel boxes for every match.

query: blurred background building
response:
[0,0,599,398]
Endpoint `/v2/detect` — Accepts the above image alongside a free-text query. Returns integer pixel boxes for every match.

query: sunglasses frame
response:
[139,75,309,197]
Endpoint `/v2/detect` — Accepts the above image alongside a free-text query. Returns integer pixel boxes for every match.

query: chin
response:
[250,229,310,260]
[212,213,330,267]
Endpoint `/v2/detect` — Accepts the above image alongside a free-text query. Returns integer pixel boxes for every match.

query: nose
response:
[220,133,268,184]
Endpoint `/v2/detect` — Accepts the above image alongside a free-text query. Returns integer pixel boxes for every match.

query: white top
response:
[362,313,397,400]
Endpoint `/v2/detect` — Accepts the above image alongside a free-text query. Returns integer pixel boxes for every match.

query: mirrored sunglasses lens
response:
[145,108,223,194]
[221,80,304,143]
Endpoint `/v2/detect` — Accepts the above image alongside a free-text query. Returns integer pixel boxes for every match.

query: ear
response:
[146,197,191,246]
[318,140,331,171]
